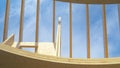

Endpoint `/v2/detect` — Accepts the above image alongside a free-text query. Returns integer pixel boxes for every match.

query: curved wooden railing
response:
[56,0,120,4]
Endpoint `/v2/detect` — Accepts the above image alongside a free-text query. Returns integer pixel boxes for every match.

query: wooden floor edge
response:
[0,45,120,65]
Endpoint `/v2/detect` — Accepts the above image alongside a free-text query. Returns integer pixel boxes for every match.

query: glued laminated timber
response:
[1,0,120,68]
[0,45,120,68]
[56,0,120,4]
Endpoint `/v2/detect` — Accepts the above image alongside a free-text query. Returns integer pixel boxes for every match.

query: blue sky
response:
[0,0,120,58]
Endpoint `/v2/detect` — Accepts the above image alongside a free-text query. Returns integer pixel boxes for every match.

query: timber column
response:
[53,0,56,43]
[86,4,90,58]
[19,0,25,42]
[3,0,10,41]
[35,0,40,52]
[70,0,72,58]
[103,4,109,58]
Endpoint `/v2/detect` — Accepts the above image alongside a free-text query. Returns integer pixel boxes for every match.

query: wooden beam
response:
[56,0,120,4]
[70,1,72,58]
[53,0,56,43]
[102,4,109,58]
[19,46,36,48]
[19,0,25,42]
[3,0,10,42]
[35,0,40,52]
[86,4,90,58]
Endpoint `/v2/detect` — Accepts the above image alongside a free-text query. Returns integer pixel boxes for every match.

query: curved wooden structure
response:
[0,45,120,68]
[1,0,120,68]
[56,0,120,4]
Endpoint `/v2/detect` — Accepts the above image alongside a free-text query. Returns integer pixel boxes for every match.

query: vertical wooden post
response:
[70,1,72,58]
[19,0,25,42]
[56,17,61,57]
[86,4,90,58]
[3,0,10,42]
[102,4,108,58]
[118,4,120,31]
[35,0,40,53]
[53,0,56,43]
